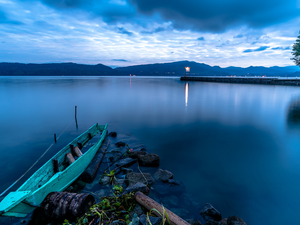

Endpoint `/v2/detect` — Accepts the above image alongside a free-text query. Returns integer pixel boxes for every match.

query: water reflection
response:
[185,82,189,107]
[286,98,300,129]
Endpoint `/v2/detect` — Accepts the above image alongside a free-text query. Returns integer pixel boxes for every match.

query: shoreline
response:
[181,76,300,86]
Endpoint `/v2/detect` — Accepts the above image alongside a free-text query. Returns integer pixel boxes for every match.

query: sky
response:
[0,0,300,68]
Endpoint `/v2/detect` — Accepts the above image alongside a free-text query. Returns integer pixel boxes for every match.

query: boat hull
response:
[0,123,108,217]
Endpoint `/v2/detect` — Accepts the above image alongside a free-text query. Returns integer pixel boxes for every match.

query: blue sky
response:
[0,0,299,67]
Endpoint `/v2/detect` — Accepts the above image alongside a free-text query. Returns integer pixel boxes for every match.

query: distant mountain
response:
[222,65,300,76]
[115,61,229,76]
[0,62,120,76]
[0,61,299,76]
[116,61,300,76]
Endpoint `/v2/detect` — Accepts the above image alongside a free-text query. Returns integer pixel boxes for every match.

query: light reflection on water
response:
[1,76,300,224]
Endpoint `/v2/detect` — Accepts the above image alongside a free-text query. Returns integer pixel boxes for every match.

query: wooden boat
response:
[0,123,108,218]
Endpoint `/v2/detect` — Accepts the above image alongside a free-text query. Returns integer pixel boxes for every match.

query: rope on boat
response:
[0,121,74,197]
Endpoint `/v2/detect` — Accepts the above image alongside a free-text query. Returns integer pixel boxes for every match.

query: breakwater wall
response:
[180,76,300,86]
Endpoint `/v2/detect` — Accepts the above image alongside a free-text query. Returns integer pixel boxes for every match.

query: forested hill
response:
[115,61,229,76]
[0,62,121,76]
[0,61,299,76]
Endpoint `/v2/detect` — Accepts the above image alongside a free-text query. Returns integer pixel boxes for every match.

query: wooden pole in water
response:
[75,106,77,119]
[54,133,57,143]
[135,192,190,225]
[75,106,78,130]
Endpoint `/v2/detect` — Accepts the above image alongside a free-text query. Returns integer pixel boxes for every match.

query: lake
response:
[1,76,300,224]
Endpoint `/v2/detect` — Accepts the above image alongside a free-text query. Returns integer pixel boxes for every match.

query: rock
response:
[130,204,145,217]
[115,141,126,147]
[115,178,126,186]
[20,220,26,224]
[131,213,140,225]
[121,167,133,174]
[137,153,160,167]
[219,218,227,225]
[99,176,110,186]
[186,219,196,225]
[162,195,178,206]
[168,179,180,185]
[125,182,150,195]
[200,203,222,222]
[126,173,155,186]
[227,216,248,225]
[195,220,202,225]
[129,151,147,159]
[108,132,117,137]
[205,220,220,225]
[154,168,174,182]
[140,148,147,151]
[139,214,162,225]
[116,158,137,168]
[95,189,107,198]
[108,220,127,225]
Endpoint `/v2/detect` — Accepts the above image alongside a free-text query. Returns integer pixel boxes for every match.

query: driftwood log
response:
[135,191,190,225]
[73,146,83,157]
[41,192,95,220]
[81,139,110,183]
[66,153,75,164]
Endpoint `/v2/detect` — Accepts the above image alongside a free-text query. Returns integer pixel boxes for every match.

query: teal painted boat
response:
[0,123,108,218]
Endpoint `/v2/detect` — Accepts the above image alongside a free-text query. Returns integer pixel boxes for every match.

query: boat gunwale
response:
[17,123,105,192]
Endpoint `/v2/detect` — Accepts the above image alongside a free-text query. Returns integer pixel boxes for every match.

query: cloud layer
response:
[0,0,299,67]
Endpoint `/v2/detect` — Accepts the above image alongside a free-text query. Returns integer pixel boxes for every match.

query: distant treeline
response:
[0,61,299,76]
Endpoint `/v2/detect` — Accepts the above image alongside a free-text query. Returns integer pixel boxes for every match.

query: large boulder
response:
[138,153,160,167]
[200,203,222,221]
[139,214,162,225]
[125,182,149,195]
[126,172,155,186]
[129,151,147,159]
[227,216,248,225]
[115,141,126,147]
[154,169,174,182]
[108,132,117,137]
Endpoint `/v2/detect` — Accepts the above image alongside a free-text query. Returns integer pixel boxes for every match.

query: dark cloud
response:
[197,37,205,41]
[41,0,86,9]
[117,27,134,36]
[18,0,300,32]
[113,59,128,61]
[129,0,300,32]
[234,34,244,38]
[271,46,290,50]
[243,46,270,53]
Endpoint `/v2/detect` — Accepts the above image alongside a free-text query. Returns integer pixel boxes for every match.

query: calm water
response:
[1,76,300,224]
